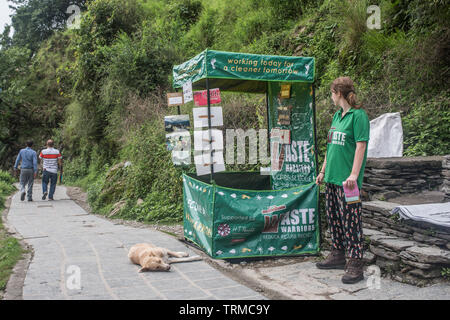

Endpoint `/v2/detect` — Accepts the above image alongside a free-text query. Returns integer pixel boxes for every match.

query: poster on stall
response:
[268,82,316,189]
[194,151,225,176]
[194,129,224,151]
[194,88,221,106]
[192,107,223,128]
[164,115,190,132]
[183,81,193,103]
[166,131,191,165]
[167,92,184,106]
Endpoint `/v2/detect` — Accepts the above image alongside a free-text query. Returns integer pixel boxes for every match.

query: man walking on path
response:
[14,140,38,201]
[40,139,63,201]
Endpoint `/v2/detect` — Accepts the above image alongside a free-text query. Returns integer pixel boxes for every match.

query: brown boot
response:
[342,258,364,284]
[316,249,346,269]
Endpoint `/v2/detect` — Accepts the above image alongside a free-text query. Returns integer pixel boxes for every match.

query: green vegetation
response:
[0,171,22,296]
[0,0,448,223]
[442,267,450,279]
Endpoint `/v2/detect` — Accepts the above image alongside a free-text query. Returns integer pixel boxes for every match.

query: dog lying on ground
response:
[128,243,201,272]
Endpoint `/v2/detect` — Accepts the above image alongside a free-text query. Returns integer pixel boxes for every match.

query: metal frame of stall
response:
[173,49,321,259]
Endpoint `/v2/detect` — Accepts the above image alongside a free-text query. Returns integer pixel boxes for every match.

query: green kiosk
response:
[172,49,320,259]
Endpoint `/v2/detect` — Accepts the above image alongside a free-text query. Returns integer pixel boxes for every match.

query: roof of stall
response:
[172,49,315,93]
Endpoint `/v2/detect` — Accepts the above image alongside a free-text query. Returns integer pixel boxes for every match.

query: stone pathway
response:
[5,183,450,300]
[5,184,266,300]
[234,260,450,300]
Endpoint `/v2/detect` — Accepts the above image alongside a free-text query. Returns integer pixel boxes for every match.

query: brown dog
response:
[128,243,200,272]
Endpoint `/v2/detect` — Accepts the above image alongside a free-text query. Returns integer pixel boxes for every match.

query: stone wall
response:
[362,156,445,200]
[322,156,450,286]
[443,155,450,201]
[362,201,449,286]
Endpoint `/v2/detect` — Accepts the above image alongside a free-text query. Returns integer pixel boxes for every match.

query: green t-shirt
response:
[324,107,370,189]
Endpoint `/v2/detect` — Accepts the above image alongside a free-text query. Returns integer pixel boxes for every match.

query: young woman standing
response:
[315,77,370,284]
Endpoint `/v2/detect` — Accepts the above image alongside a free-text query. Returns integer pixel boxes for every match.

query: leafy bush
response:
[0,171,15,209]
[403,93,450,156]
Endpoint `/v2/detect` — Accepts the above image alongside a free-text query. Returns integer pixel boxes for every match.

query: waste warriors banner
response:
[183,174,319,259]
[268,82,316,190]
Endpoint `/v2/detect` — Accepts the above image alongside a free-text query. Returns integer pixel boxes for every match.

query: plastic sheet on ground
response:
[392,202,450,228]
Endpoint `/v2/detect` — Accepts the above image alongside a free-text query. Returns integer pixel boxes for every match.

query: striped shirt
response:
[39,148,62,174]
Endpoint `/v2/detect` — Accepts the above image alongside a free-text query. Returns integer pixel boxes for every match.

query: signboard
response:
[194,88,221,106]
[194,151,225,176]
[167,92,184,106]
[183,174,319,259]
[192,107,223,128]
[173,50,315,92]
[194,129,224,151]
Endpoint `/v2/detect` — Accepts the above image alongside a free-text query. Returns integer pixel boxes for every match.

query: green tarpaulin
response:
[173,49,315,93]
[183,173,319,259]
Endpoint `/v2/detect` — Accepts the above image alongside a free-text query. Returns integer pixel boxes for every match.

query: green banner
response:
[173,50,314,93]
[183,174,214,256]
[183,173,319,259]
[268,82,316,190]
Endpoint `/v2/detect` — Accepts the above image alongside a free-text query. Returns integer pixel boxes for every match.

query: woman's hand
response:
[316,172,325,185]
[343,174,358,190]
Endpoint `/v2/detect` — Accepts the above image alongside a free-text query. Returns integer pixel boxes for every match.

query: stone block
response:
[412,232,447,246]
[408,268,443,279]
[405,246,450,265]
[400,259,434,270]
[370,244,399,261]
[375,256,400,271]
[374,238,416,252]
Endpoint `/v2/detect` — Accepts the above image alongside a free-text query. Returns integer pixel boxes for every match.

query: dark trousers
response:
[325,183,364,259]
[42,170,58,199]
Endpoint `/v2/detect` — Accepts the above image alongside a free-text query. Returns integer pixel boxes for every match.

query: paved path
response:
[5,184,266,300]
[236,260,450,300]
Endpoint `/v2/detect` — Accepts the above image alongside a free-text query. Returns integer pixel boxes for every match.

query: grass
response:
[0,172,23,299]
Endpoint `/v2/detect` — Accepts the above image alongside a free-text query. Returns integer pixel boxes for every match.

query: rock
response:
[412,232,447,246]
[136,198,144,206]
[400,259,434,270]
[363,251,376,264]
[369,234,398,246]
[363,218,390,229]
[362,228,386,237]
[405,246,450,265]
[382,228,413,239]
[370,244,399,261]
[399,251,418,262]
[375,238,416,252]
[368,178,408,186]
[363,200,400,214]
[366,159,400,170]
[408,268,442,279]
[375,257,400,271]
